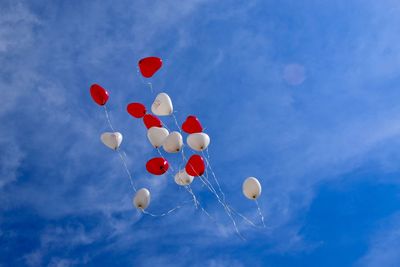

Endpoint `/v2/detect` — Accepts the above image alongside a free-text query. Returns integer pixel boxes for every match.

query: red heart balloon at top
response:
[182,115,203,134]
[90,84,109,106]
[146,157,169,175]
[127,103,146,118]
[185,154,205,177]
[138,57,162,78]
[143,114,162,129]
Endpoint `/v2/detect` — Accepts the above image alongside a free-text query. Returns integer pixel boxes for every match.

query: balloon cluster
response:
[90,57,264,233]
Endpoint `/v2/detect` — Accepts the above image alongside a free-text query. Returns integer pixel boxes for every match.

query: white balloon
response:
[100,132,123,150]
[174,170,194,186]
[242,177,262,200]
[147,127,169,148]
[151,93,173,116]
[187,133,210,151]
[163,131,183,153]
[133,188,151,210]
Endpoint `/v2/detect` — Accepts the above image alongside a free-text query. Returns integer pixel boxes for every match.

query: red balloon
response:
[143,114,162,129]
[127,103,146,118]
[90,84,109,106]
[146,157,169,175]
[182,115,203,134]
[185,154,205,177]
[138,57,162,78]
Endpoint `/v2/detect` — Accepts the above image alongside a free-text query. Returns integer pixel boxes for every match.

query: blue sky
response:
[1,0,400,266]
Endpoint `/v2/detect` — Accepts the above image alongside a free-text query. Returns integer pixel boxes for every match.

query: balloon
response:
[138,57,162,78]
[146,157,169,175]
[133,188,151,209]
[182,115,203,134]
[143,114,162,129]
[90,84,109,106]
[127,103,146,118]
[163,131,183,153]
[185,154,205,176]
[187,133,210,151]
[242,177,262,200]
[100,132,123,150]
[174,170,194,186]
[147,127,169,148]
[151,93,173,116]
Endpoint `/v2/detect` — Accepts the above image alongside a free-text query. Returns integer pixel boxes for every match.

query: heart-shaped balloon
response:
[151,93,173,116]
[187,132,210,151]
[127,103,146,118]
[182,115,203,134]
[143,114,162,129]
[147,127,169,148]
[100,132,123,150]
[163,131,183,153]
[90,84,109,106]
[138,57,162,78]
[174,170,194,186]
[146,157,169,175]
[185,154,205,177]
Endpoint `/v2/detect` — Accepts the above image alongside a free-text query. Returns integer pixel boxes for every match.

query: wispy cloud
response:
[356,213,400,267]
[2,0,400,266]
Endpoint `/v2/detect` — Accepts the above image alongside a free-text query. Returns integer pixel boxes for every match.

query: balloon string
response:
[159,119,170,131]
[183,152,224,206]
[181,151,244,238]
[185,185,214,221]
[187,185,211,219]
[229,207,259,228]
[228,205,267,229]
[156,148,175,172]
[198,175,245,240]
[117,149,137,192]
[180,145,187,167]
[136,68,154,93]
[182,152,222,204]
[140,200,190,217]
[139,159,192,218]
[103,105,116,132]
[162,159,213,220]
[255,199,266,228]
[202,149,226,202]
[172,113,182,133]
[201,156,209,188]
[202,149,267,230]
[148,82,154,93]
[195,160,246,238]
[185,184,198,209]
[102,106,137,192]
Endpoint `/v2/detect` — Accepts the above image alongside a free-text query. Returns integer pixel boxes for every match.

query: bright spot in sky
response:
[283,63,306,85]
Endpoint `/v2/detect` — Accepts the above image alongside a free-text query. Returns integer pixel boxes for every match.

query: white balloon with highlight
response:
[174,170,194,186]
[187,133,210,151]
[242,177,262,200]
[147,127,169,148]
[151,93,173,116]
[163,131,183,153]
[100,132,123,150]
[133,188,151,210]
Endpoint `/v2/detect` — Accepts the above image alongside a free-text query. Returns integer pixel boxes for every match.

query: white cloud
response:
[0,2,39,53]
[0,135,24,189]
